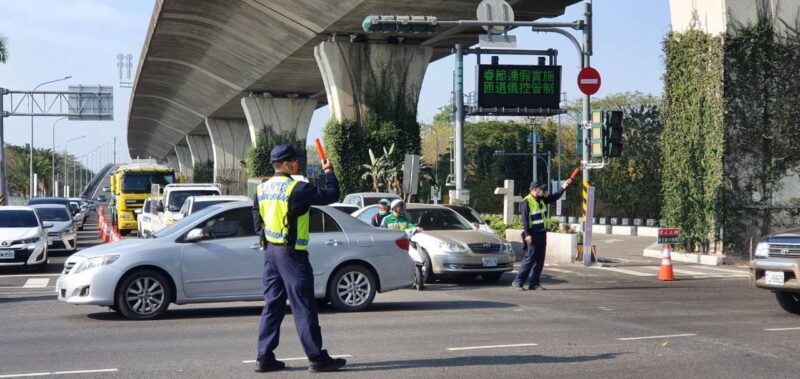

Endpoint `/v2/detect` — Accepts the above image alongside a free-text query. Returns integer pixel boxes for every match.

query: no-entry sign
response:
[577,67,601,95]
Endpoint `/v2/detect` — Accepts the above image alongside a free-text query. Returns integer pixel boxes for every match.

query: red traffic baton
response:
[569,167,581,181]
[314,138,328,162]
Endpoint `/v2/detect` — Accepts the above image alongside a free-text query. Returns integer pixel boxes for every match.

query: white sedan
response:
[58,202,414,320]
[0,206,50,271]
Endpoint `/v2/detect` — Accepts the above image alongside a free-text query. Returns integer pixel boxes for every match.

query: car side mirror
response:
[43,223,54,229]
[155,201,164,213]
[185,228,204,242]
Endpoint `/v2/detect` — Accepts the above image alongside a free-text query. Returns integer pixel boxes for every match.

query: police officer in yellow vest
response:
[252,144,345,373]
[512,179,572,291]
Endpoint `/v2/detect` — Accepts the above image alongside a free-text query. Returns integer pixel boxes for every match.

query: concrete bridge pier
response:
[186,134,214,172]
[174,144,193,181]
[241,95,317,152]
[314,40,433,126]
[204,118,251,187]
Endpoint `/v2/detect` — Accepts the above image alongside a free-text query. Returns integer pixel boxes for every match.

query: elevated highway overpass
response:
[128,0,579,180]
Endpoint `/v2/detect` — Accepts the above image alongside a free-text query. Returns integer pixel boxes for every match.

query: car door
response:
[307,208,348,277]
[179,207,261,298]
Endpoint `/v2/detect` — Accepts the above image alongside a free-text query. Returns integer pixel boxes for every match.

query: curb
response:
[643,243,724,266]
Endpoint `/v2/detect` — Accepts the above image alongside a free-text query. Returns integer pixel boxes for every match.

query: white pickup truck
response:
[142,183,222,235]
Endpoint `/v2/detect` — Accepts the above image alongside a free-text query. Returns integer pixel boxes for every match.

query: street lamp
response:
[51,116,67,196]
[63,135,85,197]
[30,75,71,198]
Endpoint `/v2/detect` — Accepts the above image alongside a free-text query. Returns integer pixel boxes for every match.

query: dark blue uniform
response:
[514,189,565,289]
[252,171,339,362]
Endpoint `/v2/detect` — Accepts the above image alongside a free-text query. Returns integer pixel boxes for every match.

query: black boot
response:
[309,350,346,373]
[255,358,286,373]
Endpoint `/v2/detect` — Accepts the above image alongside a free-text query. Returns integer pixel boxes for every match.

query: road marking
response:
[0,274,60,279]
[241,355,351,364]
[618,333,697,341]
[692,266,749,275]
[545,268,575,274]
[638,266,718,277]
[22,278,50,288]
[0,369,118,378]
[590,266,654,277]
[446,343,538,351]
[764,327,800,331]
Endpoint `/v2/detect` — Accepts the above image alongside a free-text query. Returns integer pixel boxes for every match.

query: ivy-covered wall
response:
[723,13,800,255]
[662,28,725,253]
[663,11,800,256]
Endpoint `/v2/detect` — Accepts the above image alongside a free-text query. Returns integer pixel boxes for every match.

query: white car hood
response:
[415,230,505,245]
[46,221,73,233]
[0,228,39,242]
[75,238,156,259]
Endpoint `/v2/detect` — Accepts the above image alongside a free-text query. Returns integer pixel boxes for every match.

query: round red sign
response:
[577,67,601,96]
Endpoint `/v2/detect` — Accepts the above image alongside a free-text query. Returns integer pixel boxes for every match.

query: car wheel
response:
[413,265,425,291]
[775,291,800,315]
[419,249,434,284]
[481,272,504,283]
[116,269,172,320]
[328,265,376,312]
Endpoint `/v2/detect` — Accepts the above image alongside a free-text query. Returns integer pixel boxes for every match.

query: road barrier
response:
[658,244,674,281]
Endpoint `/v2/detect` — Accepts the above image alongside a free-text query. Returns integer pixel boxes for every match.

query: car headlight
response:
[72,255,120,275]
[502,243,513,254]
[61,228,74,235]
[438,241,467,253]
[755,242,770,258]
[21,236,40,244]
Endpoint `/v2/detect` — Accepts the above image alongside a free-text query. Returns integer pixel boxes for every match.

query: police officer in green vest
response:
[252,144,345,373]
[512,179,572,291]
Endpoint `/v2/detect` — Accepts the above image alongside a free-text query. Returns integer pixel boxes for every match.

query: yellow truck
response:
[109,163,176,235]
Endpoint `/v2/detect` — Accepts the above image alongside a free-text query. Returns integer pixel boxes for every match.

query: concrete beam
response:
[205,118,250,182]
[241,96,317,145]
[314,41,433,126]
[175,145,193,180]
[186,134,214,166]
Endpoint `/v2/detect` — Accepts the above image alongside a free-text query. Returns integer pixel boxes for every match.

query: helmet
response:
[390,199,405,210]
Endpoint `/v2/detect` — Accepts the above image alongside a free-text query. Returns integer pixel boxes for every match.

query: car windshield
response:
[407,208,473,231]
[34,208,70,221]
[452,207,484,224]
[168,191,219,211]
[192,200,231,213]
[363,196,398,206]
[0,211,39,228]
[122,173,175,193]
[154,205,220,238]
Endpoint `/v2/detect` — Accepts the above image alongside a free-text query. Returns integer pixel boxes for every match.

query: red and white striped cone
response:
[658,243,674,281]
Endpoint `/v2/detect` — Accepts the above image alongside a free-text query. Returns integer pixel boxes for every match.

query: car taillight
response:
[395,238,410,250]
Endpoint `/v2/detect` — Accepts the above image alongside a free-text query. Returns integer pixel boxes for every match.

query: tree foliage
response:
[193,160,214,183]
[0,34,8,63]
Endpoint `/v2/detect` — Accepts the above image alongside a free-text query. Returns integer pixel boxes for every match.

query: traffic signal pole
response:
[580,3,594,266]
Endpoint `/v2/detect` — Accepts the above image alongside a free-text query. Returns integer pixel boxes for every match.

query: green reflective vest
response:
[381,213,415,231]
[524,194,547,233]
[257,176,310,251]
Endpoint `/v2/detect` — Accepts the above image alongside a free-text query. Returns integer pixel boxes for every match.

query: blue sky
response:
[0,0,670,169]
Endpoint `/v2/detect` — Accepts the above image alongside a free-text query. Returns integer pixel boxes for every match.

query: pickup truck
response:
[750,229,800,315]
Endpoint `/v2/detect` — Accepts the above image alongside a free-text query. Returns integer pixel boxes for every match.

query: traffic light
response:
[575,111,603,159]
[603,110,623,158]
[362,15,440,33]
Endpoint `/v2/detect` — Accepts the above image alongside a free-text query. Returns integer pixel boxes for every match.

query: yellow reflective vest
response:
[257,175,310,251]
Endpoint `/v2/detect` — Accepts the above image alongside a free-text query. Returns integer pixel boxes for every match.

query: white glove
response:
[561,179,573,189]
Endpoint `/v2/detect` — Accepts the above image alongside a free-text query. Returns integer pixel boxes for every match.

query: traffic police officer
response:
[252,144,346,373]
[512,179,572,291]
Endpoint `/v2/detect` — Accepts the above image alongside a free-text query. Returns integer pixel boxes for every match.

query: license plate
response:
[482,257,497,267]
[0,250,14,259]
[765,271,785,286]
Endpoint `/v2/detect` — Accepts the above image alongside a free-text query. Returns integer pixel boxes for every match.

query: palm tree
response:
[0,34,8,63]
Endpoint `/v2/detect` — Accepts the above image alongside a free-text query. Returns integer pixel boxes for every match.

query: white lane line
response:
[764,327,800,331]
[545,268,575,274]
[446,343,538,351]
[0,274,60,279]
[638,266,719,277]
[0,369,118,378]
[242,355,352,364]
[590,266,654,277]
[22,278,50,288]
[53,369,119,375]
[692,266,750,275]
[618,333,697,341]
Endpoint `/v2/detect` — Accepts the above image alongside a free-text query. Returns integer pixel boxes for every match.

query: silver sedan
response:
[57,202,414,320]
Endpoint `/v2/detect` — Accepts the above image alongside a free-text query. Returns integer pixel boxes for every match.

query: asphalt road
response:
[1,217,798,378]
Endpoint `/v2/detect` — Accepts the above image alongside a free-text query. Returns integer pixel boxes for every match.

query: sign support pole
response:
[581,3,593,266]
[453,43,465,204]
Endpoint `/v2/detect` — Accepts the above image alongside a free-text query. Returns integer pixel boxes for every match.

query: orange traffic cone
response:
[658,243,674,281]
